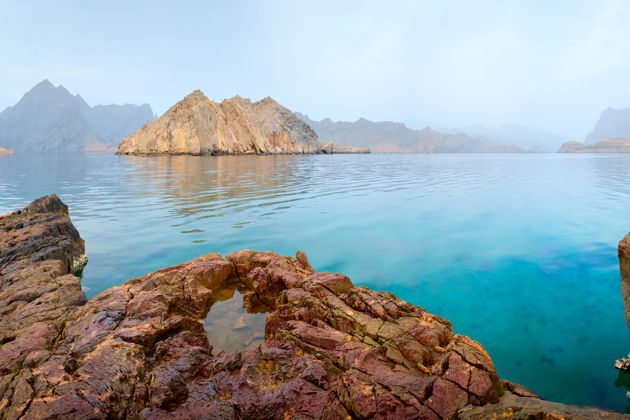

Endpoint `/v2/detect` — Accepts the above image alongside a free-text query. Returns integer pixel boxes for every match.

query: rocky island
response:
[558,138,630,153]
[0,195,623,419]
[117,91,368,155]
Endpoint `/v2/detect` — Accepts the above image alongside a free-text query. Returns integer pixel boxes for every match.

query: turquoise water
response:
[1,153,629,411]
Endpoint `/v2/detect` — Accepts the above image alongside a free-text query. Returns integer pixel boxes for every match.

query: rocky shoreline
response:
[0,195,625,419]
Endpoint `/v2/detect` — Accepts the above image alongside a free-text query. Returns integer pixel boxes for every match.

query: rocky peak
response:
[118,90,322,155]
[0,80,154,152]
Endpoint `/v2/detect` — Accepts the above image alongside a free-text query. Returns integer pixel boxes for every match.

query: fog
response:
[2,0,629,140]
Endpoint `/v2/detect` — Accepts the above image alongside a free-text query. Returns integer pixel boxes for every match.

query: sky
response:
[1,0,629,139]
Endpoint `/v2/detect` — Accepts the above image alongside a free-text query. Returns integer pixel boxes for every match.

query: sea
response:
[1,152,629,412]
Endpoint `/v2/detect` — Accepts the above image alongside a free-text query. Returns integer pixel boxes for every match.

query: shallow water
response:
[204,288,268,354]
[1,153,629,411]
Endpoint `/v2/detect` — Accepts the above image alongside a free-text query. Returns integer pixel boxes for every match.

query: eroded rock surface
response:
[0,196,624,419]
[620,233,630,331]
[117,91,368,155]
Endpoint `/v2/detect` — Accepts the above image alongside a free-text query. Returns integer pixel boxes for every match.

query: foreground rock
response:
[619,233,630,331]
[0,196,624,419]
[616,233,630,379]
[558,138,630,153]
[117,91,368,155]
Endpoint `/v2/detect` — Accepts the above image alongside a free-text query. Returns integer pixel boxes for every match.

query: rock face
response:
[0,79,153,153]
[117,91,367,155]
[585,108,630,144]
[619,234,630,330]
[558,138,630,153]
[297,114,529,154]
[0,146,14,155]
[0,196,624,419]
[319,142,369,154]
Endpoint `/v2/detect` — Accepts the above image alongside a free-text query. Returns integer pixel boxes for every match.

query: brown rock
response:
[117,91,368,156]
[0,196,624,419]
[620,233,630,330]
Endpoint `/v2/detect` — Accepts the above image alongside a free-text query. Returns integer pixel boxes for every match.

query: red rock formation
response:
[0,196,624,419]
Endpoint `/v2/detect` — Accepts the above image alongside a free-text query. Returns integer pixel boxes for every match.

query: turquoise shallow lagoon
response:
[1,153,629,411]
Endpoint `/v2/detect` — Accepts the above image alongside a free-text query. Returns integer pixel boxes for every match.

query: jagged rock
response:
[620,233,630,330]
[558,138,630,153]
[117,91,368,155]
[585,108,630,144]
[615,356,630,372]
[0,196,624,419]
[0,79,153,153]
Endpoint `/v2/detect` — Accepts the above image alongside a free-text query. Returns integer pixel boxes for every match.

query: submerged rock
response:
[0,196,624,419]
[117,91,368,155]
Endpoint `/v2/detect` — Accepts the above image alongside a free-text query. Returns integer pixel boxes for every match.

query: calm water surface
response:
[1,153,629,411]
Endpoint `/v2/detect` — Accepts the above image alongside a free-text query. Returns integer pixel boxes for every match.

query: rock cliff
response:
[117,91,367,155]
[585,108,630,144]
[0,80,153,153]
[558,138,630,153]
[619,234,630,330]
[0,196,623,419]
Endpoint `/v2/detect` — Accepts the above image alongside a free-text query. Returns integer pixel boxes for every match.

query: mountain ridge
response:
[0,80,154,153]
[297,113,529,153]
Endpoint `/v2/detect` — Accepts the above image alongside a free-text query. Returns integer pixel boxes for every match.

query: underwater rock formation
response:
[0,196,624,419]
[117,91,368,155]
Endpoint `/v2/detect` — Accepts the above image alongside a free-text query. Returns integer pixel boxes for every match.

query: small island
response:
[558,138,630,153]
[117,90,369,156]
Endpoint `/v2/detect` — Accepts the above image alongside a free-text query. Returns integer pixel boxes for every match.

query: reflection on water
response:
[1,153,630,411]
[204,288,268,354]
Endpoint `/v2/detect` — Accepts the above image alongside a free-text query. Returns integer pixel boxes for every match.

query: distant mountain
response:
[584,108,630,144]
[456,124,568,152]
[118,90,368,155]
[0,80,153,152]
[558,138,630,153]
[297,114,527,153]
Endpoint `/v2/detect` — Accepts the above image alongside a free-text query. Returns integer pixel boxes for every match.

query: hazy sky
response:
[2,0,629,138]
